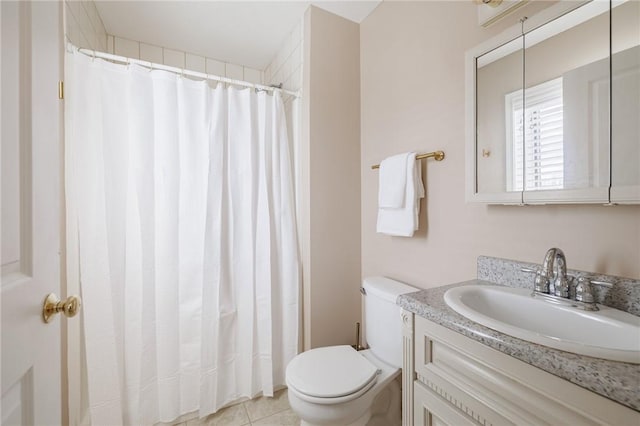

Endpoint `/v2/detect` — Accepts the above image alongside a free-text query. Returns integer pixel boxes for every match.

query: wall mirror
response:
[466,0,640,204]
[611,0,640,203]
[476,36,524,202]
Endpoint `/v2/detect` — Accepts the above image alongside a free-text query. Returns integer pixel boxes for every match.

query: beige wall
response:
[360,1,640,290]
[301,6,361,350]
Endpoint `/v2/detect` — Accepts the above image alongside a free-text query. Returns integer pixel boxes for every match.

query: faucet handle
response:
[533,269,550,293]
[553,275,570,298]
[575,277,596,304]
[522,267,550,293]
[588,279,613,288]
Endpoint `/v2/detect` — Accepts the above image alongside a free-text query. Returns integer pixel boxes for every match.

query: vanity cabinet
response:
[402,312,640,426]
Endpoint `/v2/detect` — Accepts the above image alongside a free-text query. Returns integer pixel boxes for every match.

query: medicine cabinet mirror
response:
[466,0,640,204]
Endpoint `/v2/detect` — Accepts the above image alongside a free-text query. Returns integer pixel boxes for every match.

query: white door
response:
[1,1,64,425]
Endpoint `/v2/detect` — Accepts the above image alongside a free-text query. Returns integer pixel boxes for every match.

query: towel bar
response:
[371,150,445,170]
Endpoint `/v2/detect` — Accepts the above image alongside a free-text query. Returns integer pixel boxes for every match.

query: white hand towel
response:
[378,152,410,208]
[376,152,424,237]
[413,160,424,228]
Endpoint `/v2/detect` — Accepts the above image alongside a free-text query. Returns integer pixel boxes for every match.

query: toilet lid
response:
[286,345,378,398]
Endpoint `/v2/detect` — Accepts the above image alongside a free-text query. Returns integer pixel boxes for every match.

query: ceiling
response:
[95,1,382,70]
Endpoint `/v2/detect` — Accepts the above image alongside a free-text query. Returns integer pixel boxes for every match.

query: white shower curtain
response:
[65,52,300,425]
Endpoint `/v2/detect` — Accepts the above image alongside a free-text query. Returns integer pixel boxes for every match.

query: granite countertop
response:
[397,279,640,412]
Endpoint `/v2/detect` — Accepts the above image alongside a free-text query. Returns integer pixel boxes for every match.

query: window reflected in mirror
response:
[506,78,564,191]
[523,1,609,193]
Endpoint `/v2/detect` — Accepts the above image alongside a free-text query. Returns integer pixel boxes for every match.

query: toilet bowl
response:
[286,346,401,426]
[285,277,416,426]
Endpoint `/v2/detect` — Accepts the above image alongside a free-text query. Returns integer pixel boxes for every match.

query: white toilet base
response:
[300,410,371,426]
[288,359,402,426]
[286,278,415,426]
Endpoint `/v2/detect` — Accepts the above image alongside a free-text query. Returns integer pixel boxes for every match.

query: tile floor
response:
[173,389,300,426]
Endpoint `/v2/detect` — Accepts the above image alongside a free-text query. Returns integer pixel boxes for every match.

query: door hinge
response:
[58,81,64,100]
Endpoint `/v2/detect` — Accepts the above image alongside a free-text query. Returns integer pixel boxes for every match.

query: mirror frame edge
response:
[465,25,524,205]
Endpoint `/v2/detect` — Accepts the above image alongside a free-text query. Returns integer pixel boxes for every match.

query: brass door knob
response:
[42,293,82,323]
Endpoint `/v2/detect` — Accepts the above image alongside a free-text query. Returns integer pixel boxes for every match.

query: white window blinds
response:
[506,78,564,191]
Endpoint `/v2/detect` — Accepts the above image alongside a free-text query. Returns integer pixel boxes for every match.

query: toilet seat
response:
[286,345,379,404]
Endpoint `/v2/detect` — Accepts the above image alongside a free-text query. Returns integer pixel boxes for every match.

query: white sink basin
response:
[444,285,640,364]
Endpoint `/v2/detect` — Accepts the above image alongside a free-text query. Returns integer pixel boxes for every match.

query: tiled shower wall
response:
[64,0,108,52]
[64,0,304,90]
[262,18,304,219]
[105,35,264,85]
[264,20,304,92]
[64,1,264,85]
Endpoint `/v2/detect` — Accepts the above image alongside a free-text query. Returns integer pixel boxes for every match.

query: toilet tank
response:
[363,276,417,368]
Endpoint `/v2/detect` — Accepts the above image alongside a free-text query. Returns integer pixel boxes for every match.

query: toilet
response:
[286,277,417,426]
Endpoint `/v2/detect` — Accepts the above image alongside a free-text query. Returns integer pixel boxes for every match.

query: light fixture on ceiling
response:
[475,0,504,8]
[476,0,527,27]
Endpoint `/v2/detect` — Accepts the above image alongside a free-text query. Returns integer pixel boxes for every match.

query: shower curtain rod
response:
[72,45,301,99]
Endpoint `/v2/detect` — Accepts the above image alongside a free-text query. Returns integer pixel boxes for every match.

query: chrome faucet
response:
[530,248,598,311]
[534,248,570,298]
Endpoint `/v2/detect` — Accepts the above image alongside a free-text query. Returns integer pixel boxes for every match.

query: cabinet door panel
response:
[414,381,478,426]
[413,316,639,425]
